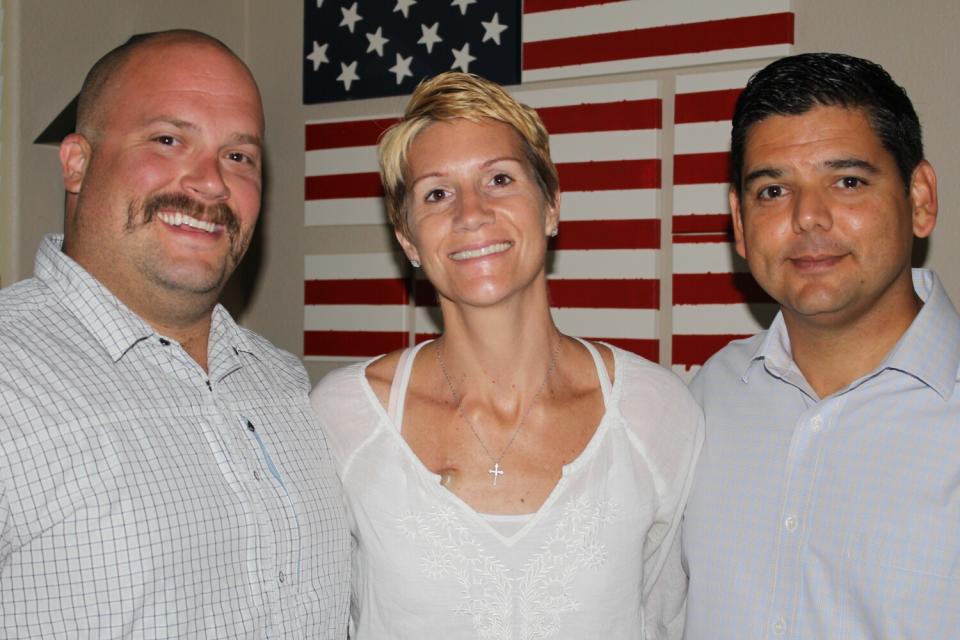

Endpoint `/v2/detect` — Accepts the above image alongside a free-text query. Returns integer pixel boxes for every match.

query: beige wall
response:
[2,0,958,379]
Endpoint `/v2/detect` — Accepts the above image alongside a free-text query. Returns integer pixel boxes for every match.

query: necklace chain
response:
[436,337,561,486]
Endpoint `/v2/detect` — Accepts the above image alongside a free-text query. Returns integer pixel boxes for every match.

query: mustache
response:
[127,192,240,238]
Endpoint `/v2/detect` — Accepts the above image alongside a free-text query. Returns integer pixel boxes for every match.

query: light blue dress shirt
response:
[683,269,960,639]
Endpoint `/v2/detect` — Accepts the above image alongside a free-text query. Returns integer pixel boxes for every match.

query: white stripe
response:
[305,252,406,279]
[305,129,658,176]
[511,80,658,107]
[523,45,792,83]
[305,197,388,227]
[673,183,730,215]
[550,249,657,279]
[672,303,773,334]
[675,122,730,154]
[304,304,410,332]
[673,242,748,274]
[306,145,378,176]
[414,306,658,339]
[560,190,658,221]
[551,130,658,163]
[524,0,790,43]
[676,67,758,93]
[306,110,397,126]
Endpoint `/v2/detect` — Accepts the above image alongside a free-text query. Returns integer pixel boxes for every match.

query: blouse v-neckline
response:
[359,337,617,546]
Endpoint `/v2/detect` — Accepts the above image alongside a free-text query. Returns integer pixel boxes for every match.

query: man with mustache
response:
[682,53,960,639]
[0,30,349,637]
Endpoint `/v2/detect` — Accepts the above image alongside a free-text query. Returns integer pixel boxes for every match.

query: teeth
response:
[450,242,512,261]
[158,212,217,233]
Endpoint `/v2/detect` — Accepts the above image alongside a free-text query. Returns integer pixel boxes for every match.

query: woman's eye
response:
[491,173,513,186]
[425,189,448,202]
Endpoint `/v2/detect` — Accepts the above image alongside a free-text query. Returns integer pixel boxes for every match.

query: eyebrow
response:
[742,157,882,188]
[408,155,524,190]
[149,117,263,148]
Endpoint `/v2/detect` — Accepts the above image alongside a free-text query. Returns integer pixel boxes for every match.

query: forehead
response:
[407,118,526,169]
[105,40,264,134]
[743,105,887,165]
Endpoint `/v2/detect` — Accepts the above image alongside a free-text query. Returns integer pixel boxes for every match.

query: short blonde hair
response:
[378,72,559,237]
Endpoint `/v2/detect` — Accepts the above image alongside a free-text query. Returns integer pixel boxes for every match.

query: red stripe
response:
[550,279,659,309]
[524,0,623,13]
[304,279,409,305]
[673,214,731,235]
[304,330,410,357]
[558,159,660,191]
[672,233,732,244]
[552,219,660,250]
[537,100,661,134]
[588,337,659,362]
[306,172,383,200]
[523,13,794,70]
[305,118,399,151]
[672,334,750,366]
[413,278,659,309]
[675,88,743,124]
[674,152,729,185]
[673,273,774,305]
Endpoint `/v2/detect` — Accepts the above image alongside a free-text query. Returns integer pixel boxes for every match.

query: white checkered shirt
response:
[0,235,350,638]
[683,269,960,639]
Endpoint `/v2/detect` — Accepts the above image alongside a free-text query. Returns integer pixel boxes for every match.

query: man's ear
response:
[909,160,938,239]
[729,187,747,259]
[59,133,92,194]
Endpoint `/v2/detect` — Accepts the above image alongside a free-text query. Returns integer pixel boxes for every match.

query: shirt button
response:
[253,470,261,481]
[772,616,786,635]
[784,515,798,532]
[278,571,286,584]
[810,415,822,432]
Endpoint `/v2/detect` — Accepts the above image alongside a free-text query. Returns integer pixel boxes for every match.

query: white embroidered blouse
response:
[310,339,703,639]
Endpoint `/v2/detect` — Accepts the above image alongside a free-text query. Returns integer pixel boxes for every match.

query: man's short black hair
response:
[730,52,923,197]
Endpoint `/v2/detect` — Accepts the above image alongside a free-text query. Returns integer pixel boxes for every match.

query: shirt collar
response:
[35,234,254,370]
[742,269,960,400]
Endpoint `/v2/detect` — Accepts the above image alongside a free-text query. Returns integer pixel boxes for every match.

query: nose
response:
[182,151,230,202]
[453,185,494,231]
[791,187,832,234]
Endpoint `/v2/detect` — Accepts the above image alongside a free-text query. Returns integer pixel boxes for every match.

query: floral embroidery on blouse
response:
[397,496,620,639]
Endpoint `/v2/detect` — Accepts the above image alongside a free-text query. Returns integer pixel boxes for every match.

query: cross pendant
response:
[489,462,504,486]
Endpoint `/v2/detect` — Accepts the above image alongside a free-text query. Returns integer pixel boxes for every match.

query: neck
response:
[121,286,217,372]
[785,286,921,399]
[436,294,560,404]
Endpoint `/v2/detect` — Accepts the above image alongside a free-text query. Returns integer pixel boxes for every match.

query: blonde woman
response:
[310,72,702,639]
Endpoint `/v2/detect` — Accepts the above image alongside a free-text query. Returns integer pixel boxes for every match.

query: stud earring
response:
[549,227,559,237]
[410,259,421,268]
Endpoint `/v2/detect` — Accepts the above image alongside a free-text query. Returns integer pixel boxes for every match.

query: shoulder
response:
[234,326,312,393]
[688,332,767,402]
[607,345,703,473]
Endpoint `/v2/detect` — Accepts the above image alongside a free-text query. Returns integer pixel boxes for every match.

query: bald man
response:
[0,30,349,637]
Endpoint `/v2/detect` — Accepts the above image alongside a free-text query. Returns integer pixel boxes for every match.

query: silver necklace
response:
[436,337,561,487]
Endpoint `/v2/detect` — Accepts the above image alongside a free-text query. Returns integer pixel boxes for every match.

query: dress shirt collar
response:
[35,234,255,369]
[742,269,960,400]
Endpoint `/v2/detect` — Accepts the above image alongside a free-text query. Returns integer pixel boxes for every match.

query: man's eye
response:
[838,176,865,189]
[228,151,252,164]
[153,135,177,146]
[757,185,783,200]
[425,189,448,202]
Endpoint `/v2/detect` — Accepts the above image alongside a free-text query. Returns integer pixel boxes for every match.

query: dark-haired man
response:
[683,53,959,638]
[0,30,349,636]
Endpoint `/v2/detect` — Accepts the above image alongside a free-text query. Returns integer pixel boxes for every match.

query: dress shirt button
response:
[784,515,798,532]
[810,415,822,432]
[159,338,170,346]
[772,616,786,635]
[253,470,261,481]
[278,571,286,584]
